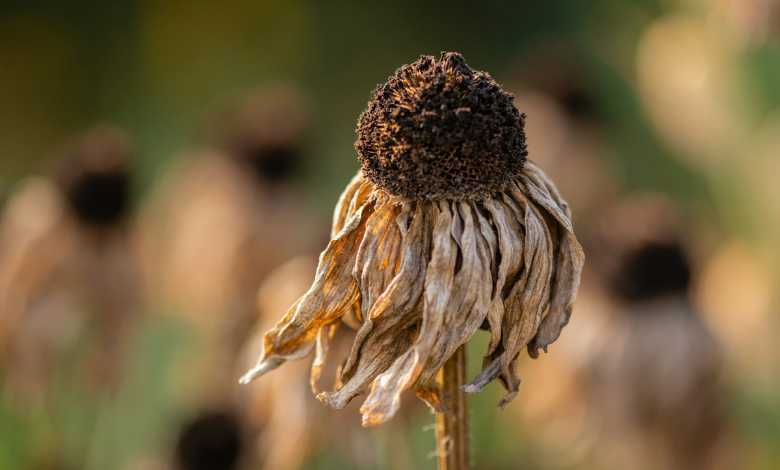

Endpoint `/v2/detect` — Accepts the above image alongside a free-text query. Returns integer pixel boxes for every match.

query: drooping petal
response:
[239,197,375,384]
[494,192,553,404]
[353,198,403,322]
[413,202,492,411]
[463,189,553,403]
[461,197,525,394]
[497,355,521,410]
[345,180,376,226]
[310,322,339,394]
[472,203,503,355]
[359,201,456,426]
[331,171,366,237]
[518,165,585,357]
[524,161,572,220]
[318,311,419,412]
[342,203,427,376]
[318,202,431,411]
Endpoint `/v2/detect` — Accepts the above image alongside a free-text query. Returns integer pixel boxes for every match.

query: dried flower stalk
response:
[436,344,470,470]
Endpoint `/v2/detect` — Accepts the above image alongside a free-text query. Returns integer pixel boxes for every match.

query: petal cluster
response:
[241,162,583,426]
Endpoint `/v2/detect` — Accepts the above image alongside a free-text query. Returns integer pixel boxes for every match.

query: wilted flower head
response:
[241,52,584,426]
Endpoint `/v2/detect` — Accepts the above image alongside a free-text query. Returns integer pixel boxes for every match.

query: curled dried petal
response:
[242,161,583,425]
[331,171,366,236]
[319,203,430,410]
[240,199,374,384]
[310,323,339,394]
[359,201,455,426]
[413,202,491,410]
[518,164,584,357]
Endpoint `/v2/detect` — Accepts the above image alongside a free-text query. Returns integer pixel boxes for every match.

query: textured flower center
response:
[355,52,527,201]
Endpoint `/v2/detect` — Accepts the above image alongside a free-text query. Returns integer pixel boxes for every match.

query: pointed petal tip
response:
[238,358,283,385]
[238,369,260,385]
[359,399,399,427]
[316,391,335,408]
[460,383,483,395]
[317,391,351,411]
[527,343,550,359]
[497,390,519,410]
[360,411,389,427]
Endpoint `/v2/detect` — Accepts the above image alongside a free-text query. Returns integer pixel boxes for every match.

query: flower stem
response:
[436,344,471,470]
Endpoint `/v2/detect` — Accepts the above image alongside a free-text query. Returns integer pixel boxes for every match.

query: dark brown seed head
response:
[212,84,310,183]
[355,52,527,201]
[56,127,132,226]
[615,241,692,303]
[176,410,242,470]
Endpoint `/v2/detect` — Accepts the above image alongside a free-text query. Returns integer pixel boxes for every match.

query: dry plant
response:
[241,52,584,470]
[0,126,138,398]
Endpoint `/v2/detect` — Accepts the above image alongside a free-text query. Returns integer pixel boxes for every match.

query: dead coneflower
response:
[240,52,584,468]
[0,126,137,398]
[582,196,726,470]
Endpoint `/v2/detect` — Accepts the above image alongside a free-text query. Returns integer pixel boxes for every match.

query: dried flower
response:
[0,126,138,396]
[241,52,584,426]
[580,197,725,470]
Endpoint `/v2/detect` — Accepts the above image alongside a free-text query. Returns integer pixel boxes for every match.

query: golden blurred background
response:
[1,0,779,469]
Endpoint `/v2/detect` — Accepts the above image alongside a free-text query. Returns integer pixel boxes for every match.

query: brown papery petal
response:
[319,316,418,411]
[484,198,525,358]
[413,202,492,411]
[525,161,572,220]
[462,197,525,395]
[359,201,456,426]
[464,189,553,405]
[331,171,365,237]
[318,203,430,411]
[518,165,585,358]
[342,203,429,377]
[239,198,374,384]
[346,180,376,227]
[496,192,553,401]
[310,322,338,394]
[353,198,402,321]
[497,355,522,410]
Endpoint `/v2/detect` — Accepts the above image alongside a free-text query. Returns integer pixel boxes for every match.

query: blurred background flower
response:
[0,0,779,469]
